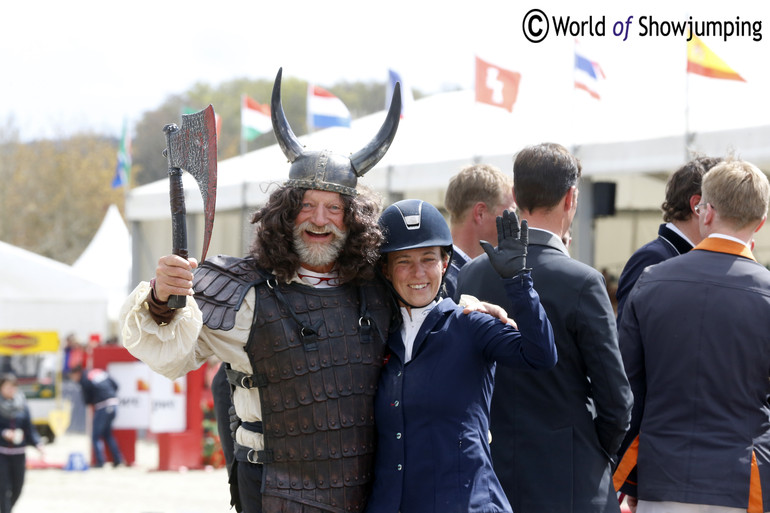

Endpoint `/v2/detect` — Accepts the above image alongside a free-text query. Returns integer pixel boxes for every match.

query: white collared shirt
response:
[399,300,440,363]
[665,222,695,247]
[708,233,752,248]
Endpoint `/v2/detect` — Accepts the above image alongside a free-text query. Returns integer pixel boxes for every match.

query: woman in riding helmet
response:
[365,199,557,513]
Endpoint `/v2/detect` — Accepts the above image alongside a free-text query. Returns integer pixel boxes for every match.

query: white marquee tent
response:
[124,89,770,283]
[0,240,109,340]
[72,204,132,325]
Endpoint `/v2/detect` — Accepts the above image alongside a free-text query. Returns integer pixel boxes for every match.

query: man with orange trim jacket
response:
[615,159,770,513]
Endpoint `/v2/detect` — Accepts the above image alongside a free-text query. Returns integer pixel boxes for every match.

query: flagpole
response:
[684,30,691,164]
[570,40,577,158]
[306,82,314,138]
[240,94,246,156]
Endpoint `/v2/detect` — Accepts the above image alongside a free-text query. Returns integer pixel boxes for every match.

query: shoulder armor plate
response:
[192,255,267,331]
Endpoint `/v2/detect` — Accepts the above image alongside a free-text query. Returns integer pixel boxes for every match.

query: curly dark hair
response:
[662,156,723,222]
[249,184,383,284]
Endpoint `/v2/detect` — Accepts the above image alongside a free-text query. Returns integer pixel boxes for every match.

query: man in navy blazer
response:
[615,156,722,323]
[616,160,770,513]
[457,143,633,513]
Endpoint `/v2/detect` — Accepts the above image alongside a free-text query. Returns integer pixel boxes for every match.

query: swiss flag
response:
[475,56,521,112]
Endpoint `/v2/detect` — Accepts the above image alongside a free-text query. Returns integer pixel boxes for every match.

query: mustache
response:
[295,221,347,239]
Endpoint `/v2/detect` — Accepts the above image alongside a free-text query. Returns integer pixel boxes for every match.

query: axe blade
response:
[166,105,218,262]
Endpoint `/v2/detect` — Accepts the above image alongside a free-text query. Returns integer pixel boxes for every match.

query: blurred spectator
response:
[68,366,123,468]
[1,372,44,513]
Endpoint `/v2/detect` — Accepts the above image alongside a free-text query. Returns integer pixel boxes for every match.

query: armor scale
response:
[246,278,390,513]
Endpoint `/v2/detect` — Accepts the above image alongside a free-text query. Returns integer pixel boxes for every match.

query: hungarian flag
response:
[241,95,272,141]
[687,34,745,82]
[307,84,352,130]
[111,119,131,188]
[475,56,521,112]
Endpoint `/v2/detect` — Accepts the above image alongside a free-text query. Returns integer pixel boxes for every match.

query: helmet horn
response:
[270,68,402,195]
[350,82,401,176]
[271,68,304,163]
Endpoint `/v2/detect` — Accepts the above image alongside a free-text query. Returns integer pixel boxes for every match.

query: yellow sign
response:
[0,331,59,355]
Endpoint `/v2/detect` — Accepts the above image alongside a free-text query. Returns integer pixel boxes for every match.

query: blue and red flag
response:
[574,41,605,100]
[307,84,352,130]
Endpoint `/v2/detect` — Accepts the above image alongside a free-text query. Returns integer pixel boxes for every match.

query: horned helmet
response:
[271,68,401,196]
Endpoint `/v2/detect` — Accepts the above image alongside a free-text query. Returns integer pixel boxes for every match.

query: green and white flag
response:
[241,94,271,141]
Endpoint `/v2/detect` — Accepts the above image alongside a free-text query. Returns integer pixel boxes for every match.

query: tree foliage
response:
[0,128,124,263]
[131,75,422,186]
[0,73,421,264]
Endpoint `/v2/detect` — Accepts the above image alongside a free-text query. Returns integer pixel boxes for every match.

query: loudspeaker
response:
[593,182,616,217]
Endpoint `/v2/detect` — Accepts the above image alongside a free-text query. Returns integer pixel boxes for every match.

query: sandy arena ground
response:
[15,432,633,513]
[14,432,231,513]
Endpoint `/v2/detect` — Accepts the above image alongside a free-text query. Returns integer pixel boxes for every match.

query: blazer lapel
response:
[387,330,407,363]
[410,301,454,361]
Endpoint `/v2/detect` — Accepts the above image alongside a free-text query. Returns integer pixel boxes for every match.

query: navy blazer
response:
[457,228,632,513]
[365,273,556,513]
[618,242,770,508]
[615,223,693,323]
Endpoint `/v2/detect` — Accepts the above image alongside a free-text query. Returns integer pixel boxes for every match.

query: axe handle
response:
[168,167,188,309]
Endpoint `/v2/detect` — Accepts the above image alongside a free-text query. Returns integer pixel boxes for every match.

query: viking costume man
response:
[120,69,401,513]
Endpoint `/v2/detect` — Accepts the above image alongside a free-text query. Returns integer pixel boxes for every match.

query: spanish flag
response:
[687,34,745,82]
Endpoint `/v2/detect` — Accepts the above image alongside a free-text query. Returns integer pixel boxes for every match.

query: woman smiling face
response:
[383,246,448,310]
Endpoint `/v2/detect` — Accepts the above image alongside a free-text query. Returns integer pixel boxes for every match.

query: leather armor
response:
[193,256,391,513]
[247,278,389,513]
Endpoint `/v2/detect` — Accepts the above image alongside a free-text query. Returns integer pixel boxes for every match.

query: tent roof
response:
[72,205,131,321]
[1,240,108,301]
[126,89,770,221]
[0,240,109,338]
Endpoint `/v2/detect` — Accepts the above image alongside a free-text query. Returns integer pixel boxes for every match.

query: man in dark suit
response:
[615,159,770,513]
[615,156,722,323]
[457,142,633,513]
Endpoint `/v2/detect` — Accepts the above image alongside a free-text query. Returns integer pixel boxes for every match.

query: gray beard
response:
[292,222,348,268]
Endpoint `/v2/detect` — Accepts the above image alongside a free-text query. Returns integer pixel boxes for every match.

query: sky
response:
[2,0,769,142]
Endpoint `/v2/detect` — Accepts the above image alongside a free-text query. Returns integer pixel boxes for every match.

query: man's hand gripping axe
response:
[162,105,218,309]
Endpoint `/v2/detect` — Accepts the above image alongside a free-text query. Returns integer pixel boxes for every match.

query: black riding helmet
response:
[378,199,454,308]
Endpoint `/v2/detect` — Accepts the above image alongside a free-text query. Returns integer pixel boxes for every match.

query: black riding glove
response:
[479,209,530,279]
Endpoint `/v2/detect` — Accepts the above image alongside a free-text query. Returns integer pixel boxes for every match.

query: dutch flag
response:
[307,84,352,131]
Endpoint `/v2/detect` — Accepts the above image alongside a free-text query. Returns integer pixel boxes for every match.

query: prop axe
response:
[162,105,218,309]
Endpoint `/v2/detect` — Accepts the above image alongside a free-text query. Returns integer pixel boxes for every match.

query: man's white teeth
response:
[307,230,329,235]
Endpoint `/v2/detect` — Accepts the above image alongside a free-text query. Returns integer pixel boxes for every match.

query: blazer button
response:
[395,432,402,439]
[396,464,403,471]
